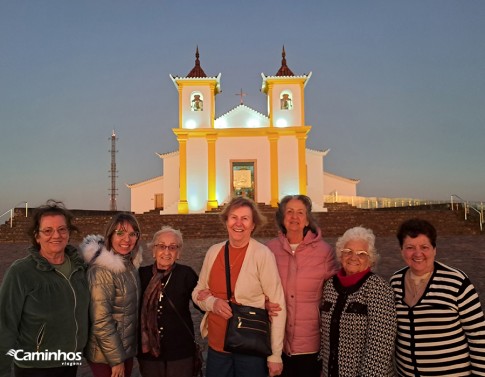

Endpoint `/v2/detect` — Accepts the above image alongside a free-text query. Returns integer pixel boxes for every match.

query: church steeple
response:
[275,46,294,77]
[187,46,207,78]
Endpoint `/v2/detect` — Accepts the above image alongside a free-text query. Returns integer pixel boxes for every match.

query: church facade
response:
[128,48,358,214]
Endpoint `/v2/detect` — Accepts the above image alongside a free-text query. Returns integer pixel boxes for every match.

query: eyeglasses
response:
[38,226,70,237]
[114,230,140,238]
[340,248,369,258]
[153,244,180,251]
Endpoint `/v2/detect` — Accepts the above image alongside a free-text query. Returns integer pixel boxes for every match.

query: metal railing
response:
[323,194,447,209]
[451,195,484,232]
[0,202,29,228]
[324,193,484,232]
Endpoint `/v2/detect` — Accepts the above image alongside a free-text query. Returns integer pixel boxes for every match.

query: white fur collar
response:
[79,234,143,273]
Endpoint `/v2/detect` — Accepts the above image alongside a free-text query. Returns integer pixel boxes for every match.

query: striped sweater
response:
[390,261,485,376]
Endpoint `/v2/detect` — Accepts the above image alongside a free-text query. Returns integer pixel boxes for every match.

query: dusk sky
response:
[1,0,484,212]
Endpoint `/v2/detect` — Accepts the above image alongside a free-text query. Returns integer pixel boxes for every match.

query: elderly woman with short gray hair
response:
[319,226,396,377]
[138,226,200,377]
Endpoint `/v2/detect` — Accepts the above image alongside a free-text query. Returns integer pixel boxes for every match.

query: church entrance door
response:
[231,160,256,201]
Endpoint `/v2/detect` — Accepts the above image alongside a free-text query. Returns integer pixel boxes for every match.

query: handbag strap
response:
[224,241,232,301]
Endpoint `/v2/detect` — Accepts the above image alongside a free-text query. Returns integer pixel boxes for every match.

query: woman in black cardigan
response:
[138,226,201,377]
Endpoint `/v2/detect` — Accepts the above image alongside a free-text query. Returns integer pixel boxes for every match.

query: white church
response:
[128,48,359,214]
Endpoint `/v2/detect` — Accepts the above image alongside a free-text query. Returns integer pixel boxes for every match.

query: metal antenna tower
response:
[109,130,118,211]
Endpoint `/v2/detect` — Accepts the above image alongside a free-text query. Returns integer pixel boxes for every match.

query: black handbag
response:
[222,241,272,357]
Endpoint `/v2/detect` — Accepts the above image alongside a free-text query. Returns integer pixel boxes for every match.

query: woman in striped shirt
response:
[390,218,485,376]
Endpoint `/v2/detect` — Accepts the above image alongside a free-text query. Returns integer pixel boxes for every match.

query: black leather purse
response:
[222,241,272,357]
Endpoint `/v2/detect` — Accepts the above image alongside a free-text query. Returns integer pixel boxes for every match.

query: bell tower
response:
[261,47,313,203]
[170,48,221,213]
[170,47,221,130]
[261,46,311,128]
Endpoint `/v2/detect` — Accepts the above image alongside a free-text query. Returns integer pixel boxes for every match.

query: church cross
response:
[235,88,247,105]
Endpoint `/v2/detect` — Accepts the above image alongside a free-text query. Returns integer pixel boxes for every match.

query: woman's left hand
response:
[111,362,125,377]
[213,298,232,319]
[197,288,212,301]
[267,361,283,376]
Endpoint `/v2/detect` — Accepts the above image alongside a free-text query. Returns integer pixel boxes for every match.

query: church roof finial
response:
[187,45,207,78]
[276,45,294,77]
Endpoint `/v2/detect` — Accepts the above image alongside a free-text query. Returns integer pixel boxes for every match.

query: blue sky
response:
[1,0,484,212]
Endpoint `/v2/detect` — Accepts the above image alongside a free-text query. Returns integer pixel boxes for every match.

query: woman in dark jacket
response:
[0,200,89,377]
[138,226,200,377]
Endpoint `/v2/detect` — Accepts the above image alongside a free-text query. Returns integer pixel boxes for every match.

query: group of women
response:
[0,196,484,377]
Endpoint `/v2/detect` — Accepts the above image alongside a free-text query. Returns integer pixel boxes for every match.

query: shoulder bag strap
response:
[224,241,232,302]
[164,293,196,342]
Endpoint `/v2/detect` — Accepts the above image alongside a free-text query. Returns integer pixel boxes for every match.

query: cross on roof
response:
[235,88,247,105]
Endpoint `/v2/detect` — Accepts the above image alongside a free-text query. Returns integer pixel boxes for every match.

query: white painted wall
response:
[130,176,163,214]
[278,136,300,197]
[186,138,208,212]
[161,153,180,214]
[307,149,325,209]
[324,172,358,196]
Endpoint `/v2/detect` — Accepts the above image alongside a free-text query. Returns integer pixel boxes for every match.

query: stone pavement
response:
[1,235,484,376]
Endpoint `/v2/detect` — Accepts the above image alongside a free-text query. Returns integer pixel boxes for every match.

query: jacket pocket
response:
[36,323,46,352]
[345,302,368,315]
[320,301,333,312]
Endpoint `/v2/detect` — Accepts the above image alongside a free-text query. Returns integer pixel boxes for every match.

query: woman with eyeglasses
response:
[79,213,143,377]
[319,226,396,377]
[391,219,485,376]
[0,200,89,377]
[137,226,201,377]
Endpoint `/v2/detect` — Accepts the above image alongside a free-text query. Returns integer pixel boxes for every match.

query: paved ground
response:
[1,235,484,376]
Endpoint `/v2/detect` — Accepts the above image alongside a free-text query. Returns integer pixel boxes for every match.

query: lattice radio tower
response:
[109,130,118,211]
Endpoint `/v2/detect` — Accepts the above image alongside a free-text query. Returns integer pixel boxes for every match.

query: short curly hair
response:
[335,226,378,268]
[396,218,437,248]
[27,199,79,249]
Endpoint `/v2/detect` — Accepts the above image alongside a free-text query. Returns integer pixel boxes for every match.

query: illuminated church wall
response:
[277,136,300,196]
[186,139,209,212]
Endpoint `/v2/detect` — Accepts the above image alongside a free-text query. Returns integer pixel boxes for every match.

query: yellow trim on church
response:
[177,133,189,214]
[173,126,311,138]
[296,130,308,195]
[268,132,280,207]
[206,133,218,210]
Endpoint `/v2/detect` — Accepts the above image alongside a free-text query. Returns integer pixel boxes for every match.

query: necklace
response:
[405,270,432,304]
[159,271,173,300]
[230,250,245,269]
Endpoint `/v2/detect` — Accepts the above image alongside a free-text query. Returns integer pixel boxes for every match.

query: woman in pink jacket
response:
[266,195,337,377]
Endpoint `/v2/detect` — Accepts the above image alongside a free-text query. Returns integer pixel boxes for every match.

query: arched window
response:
[280,90,293,110]
[191,92,204,111]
